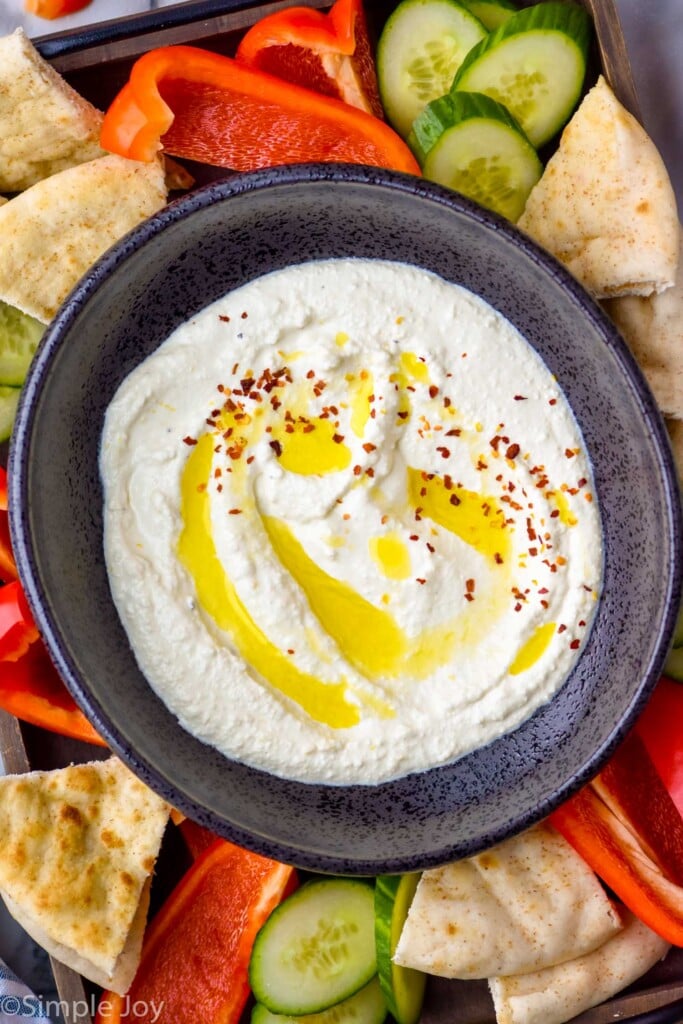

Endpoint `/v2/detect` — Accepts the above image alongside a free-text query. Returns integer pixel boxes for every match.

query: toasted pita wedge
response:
[604,225,683,418]
[0,757,169,995]
[489,910,669,1024]
[0,29,105,192]
[518,76,679,300]
[0,154,167,323]
[393,823,622,980]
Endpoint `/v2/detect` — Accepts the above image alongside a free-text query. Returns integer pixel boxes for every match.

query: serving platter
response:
[1,0,682,1021]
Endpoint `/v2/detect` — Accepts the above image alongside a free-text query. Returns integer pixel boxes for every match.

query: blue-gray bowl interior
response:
[9,164,682,874]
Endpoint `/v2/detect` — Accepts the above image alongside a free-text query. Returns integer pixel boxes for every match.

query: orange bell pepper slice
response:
[236,0,383,118]
[24,0,92,19]
[550,732,683,945]
[95,838,296,1024]
[99,46,420,175]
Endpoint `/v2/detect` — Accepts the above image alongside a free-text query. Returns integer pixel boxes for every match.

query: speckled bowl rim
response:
[9,164,683,873]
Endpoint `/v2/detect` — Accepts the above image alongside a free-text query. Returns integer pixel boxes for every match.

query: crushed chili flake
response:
[287,649,295,655]
[342,513,351,520]
[426,542,435,553]
[494,553,503,565]
[446,428,461,438]
[428,385,439,399]
[565,448,576,458]
[409,534,419,542]
[449,493,461,506]
[228,508,242,515]
[549,398,557,406]
[466,579,475,593]
[416,578,426,585]
[306,369,315,379]
[584,493,593,502]
[579,619,586,627]
[183,436,198,446]
[365,466,375,478]
[219,315,230,323]
[381,514,389,525]
[269,440,283,457]
[240,311,248,319]
[465,593,474,602]
[353,465,362,476]
[578,477,587,488]
[397,411,409,420]
[506,443,520,460]
[514,395,527,400]
[558,624,567,633]
[332,433,345,444]
[436,446,450,459]
[363,442,377,453]
[569,639,580,650]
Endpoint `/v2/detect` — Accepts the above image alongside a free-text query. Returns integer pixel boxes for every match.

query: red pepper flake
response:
[514,395,527,401]
[578,477,587,488]
[426,542,435,553]
[584,493,593,502]
[494,552,503,565]
[449,493,461,507]
[381,515,389,525]
[342,513,351,521]
[287,649,295,655]
[332,433,344,444]
[550,509,560,518]
[444,397,452,408]
[303,424,315,434]
[219,314,230,322]
[409,534,419,542]
[363,442,377,453]
[436,446,450,459]
[429,385,439,399]
[285,424,295,434]
[465,593,474,602]
[570,639,580,650]
[214,468,222,478]
[414,507,423,521]
[506,443,520,460]
[229,508,242,515]
[365,466,375,478]
[476,458,487,471]
[353,465,362,476]
[466,578,475,593]
[529,547,538,556]
[269,440,283,457]
[416,578,427,585]
[490,435,502,451]
[241,311,248,319]
[565,448,576,458]
[397,411,409,421]
[183,436,198,446]
[217,484,223,492]
[246,455,255,465]
[549,398,557,406]
[306,369,315,379]
[446,428,461,438]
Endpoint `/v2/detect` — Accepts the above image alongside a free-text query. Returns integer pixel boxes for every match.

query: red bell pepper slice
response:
[99,46,420,175]
[551,732,683,944]
[635,675,683,818]
[0,639,106,746]
[0,467,17,583]
[0,580,39,661]
[235,0,383,118]
[95,838,296,1024]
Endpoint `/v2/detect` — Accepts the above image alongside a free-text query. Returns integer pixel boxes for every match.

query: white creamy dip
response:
[100,259,602,785]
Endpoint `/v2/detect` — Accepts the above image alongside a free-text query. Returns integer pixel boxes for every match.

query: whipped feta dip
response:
[100,259,602,785]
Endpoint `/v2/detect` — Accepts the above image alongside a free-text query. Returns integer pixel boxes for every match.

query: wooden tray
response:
[1,2,678,1022]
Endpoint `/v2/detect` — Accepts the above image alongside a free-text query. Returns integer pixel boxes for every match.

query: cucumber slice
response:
[459,0,517,31]
[409,91,542,220]
[451,2,591,147]
[0,387,21,442]
[377,0,487,138]
[664,646,683,682]
[250,977,387,1024]
[375,874,425,1024]
[249,879,377,1016]
[0,300,44,386]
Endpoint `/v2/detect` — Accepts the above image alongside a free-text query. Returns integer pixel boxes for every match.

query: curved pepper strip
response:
[235,0,384,117]
[635,676,683,818]
[0,640,105,746]
[99,46,420,174]
[95,838,296,1024]
[550,732,683,945]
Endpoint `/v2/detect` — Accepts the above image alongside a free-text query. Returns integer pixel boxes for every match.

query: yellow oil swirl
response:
[271,416,351,475]
[369,532,411,581]
[509,622,556,675]
[177,435,360,728]
[407,468,512,563]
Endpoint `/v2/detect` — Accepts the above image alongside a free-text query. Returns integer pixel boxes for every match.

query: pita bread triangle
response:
[0,28,105,193]
[0,756,169,995]
[518,76,679,300]
[0,153,167,323]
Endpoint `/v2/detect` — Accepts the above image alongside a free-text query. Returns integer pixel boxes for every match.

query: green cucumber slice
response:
[375,874,425,1024]
[0,386,21,442]
[249,879,377,1016]
[409,90,542,220]
[0,300,44,386]
[250,977,387,1024]
[664,646,683,682]
[451,1,591,147]
[460,0,517,31]
[377,0,487,138]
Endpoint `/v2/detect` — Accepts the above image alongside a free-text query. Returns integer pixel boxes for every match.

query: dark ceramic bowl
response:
[9,164,682,873]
